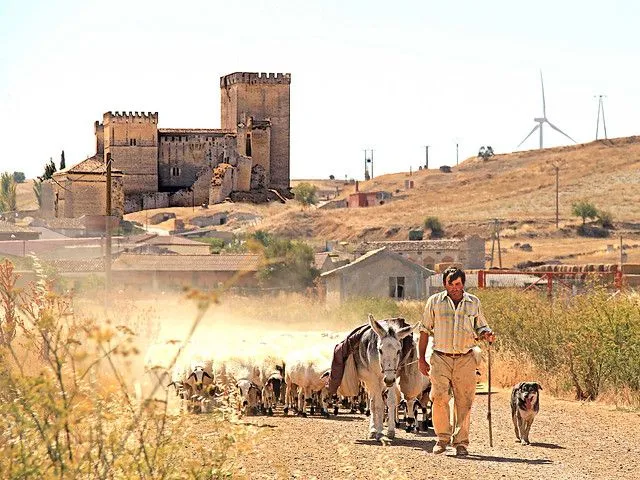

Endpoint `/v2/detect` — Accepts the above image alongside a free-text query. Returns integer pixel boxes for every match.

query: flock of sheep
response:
[140,323,479,437]
[141,330,363,419]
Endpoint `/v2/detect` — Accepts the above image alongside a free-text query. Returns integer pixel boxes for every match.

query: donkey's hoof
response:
[368,431,377,439]
[386,430,396,440]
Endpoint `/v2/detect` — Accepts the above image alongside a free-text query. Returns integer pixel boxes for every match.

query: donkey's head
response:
[368,314,414,387]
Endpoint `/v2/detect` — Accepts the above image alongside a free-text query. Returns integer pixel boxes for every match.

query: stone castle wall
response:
[220,72,291,190]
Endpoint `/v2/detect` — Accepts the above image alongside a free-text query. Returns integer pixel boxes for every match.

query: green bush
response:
[597,209,614,228]
[292,182,318,208]
[194,237,226,253]
[572,200,598,225]
[424,216,444,238]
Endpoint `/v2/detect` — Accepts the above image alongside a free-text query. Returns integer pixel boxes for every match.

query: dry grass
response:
[16,180,38,211]
[122,136,640,267]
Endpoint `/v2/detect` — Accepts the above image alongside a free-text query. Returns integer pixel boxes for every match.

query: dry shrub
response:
[478,286,640,406]
[0,259,251,479]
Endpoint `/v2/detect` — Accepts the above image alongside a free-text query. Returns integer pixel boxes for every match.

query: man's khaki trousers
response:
[429,351,477,447]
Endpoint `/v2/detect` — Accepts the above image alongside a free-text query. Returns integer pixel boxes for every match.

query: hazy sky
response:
[1,0,639,180]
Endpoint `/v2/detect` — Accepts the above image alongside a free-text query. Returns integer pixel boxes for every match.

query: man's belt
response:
[434,350,471,358]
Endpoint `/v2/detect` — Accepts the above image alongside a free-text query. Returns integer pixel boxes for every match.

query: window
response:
[389,276,405,299]
[246,133,252,156]
[171,167,181,176]
[129,138,137,146]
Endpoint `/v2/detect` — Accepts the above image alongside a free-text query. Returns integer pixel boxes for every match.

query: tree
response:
[572,200,598,226]
[60,150,66,170]
[329,174,335,180]
[0,172,17,213]
[257,237,319,290]
[292,182,318,208]
[33,158,57,207]
[478,146,494,161]
[424,216,444,238]
[39,158,57,181]
[12,172,25,183]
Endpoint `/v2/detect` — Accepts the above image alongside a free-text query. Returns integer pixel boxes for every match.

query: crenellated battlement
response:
[104,111,159,124]
[220,72,291,88]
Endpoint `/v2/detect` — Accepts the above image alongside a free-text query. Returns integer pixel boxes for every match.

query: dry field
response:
[123,137,640,267]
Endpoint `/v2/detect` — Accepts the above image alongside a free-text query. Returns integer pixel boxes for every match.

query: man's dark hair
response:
[443,267,466,285]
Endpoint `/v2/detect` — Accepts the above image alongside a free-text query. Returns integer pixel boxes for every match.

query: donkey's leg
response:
[371,390,385,440]
[385,386,400,439]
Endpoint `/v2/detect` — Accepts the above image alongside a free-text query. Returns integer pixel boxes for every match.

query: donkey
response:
[349,314,416,440]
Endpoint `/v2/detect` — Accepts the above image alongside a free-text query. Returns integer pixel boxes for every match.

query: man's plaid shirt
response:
[420,290,490,354]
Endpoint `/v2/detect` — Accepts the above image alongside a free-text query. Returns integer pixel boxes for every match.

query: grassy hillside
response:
[122,136,640,267]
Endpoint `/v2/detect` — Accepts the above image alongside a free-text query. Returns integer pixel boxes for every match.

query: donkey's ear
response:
[536,382,543,390]
[368,313,386,338]
[396,325,414,340]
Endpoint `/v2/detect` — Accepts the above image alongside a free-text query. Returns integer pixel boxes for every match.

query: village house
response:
[111,253,261,292]
[320,247,435,304]
[0,220,41,241]
[353,235,486,270]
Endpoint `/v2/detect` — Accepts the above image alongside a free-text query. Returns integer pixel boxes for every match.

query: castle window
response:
[171,167,181,177]
[246,133,252,156]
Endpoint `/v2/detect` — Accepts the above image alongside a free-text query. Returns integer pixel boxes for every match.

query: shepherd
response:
[418,267,496,456]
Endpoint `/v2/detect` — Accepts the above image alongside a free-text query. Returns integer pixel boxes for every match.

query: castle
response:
[41,72,291,218]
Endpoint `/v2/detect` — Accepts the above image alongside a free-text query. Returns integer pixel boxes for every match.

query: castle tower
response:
[101,111,159,195]
[220,72,291,190]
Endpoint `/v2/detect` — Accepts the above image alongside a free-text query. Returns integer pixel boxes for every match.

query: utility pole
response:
[595,95,608,140]
[105,153,112,311]
[551,160,563,229]
[456,142,459,166]
[363,149,373,180]
[363,149,368,180]
[425,145,430,169]
[490,219,502,268]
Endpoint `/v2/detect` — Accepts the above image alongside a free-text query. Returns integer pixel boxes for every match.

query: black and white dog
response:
[511,381,542,445]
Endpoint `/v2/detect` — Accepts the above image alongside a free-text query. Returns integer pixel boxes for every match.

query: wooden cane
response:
[487,340,493,447]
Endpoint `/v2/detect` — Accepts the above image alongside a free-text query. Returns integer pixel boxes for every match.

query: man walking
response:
[418,267,495,456]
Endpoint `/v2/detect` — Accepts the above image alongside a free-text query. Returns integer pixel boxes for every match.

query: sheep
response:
[284,348,331,417]
[262,365,285,416]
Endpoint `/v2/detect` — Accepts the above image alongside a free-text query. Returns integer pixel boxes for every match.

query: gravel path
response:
[188,388,640,479]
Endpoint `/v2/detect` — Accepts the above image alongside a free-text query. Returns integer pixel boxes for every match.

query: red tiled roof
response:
[112,253,262,272]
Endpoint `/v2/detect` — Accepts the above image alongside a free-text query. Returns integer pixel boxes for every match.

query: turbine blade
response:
[546,120,576,143]
[517,124,540,148]
[540,70,546,117]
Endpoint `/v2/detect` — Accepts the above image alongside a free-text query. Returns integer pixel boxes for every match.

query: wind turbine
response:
[518,72,576,150]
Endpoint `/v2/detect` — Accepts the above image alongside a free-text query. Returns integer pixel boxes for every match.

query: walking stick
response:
[487,340,493,447]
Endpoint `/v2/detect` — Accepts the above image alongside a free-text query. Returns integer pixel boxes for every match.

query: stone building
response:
[320,247,435,304]
[42,72,291,218]
[353,235,486,270]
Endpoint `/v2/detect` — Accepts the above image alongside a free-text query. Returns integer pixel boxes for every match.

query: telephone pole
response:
[490,219,502,268]
[425,145,430,169]
[551,160,563,229]
[105,153,112,310]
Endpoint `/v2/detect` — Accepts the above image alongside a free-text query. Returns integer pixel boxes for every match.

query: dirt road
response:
[196,388,640,480]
